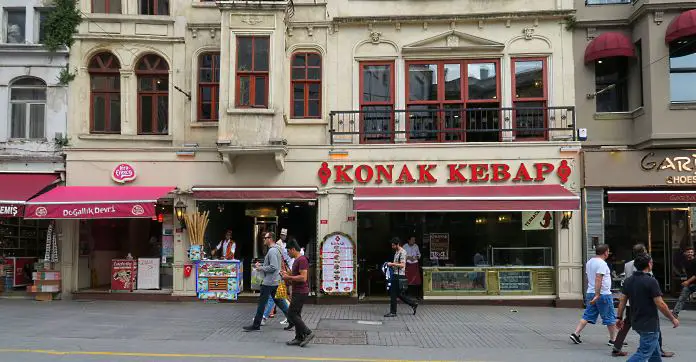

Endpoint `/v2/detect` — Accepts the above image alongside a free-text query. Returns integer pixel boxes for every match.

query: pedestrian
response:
[384,237,418,317]
[672,245,695,318]
[570,244,618,345]
[403,235,422,299]
[281,240,315,347]
[612,244,674,358]
[617,253,679,361]
[243,232,284,332]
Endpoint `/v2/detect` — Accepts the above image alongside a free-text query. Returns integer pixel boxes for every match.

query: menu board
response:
[196,260,242,300]
[429,233,450,260]
[137,258,160,290]
[499,271,532,291]
[111,259,137,291]
[320,232,355,295]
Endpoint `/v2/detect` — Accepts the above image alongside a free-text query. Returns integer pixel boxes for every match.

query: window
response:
[4,9,25,44]
[10,78,46,139]
[139,0,169,15]
[359,62,394,143]
[92,0,122,14]
[35,9,50,44]
[512,58,548,140]
[236,36,269,108]
[406,60,500,142]
[89,52,121,133]
[669,35,696,103]
[136,54,169,135]
[291,52,321,119]
[595,57,628,112]
[198,52,220,121]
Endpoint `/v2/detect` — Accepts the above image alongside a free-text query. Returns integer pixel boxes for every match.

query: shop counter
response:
[422,266,555,298]
[195,259,243,300]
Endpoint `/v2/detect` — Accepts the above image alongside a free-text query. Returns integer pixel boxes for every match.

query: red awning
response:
[584,32,635,64]
[353,185,579,212]
[0,173,58,218]
[24,186,174,219]
[192,187,318,200]
[666,9,696,44]
[608,190,696,204]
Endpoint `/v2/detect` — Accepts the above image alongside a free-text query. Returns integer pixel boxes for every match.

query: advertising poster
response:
[111,259,137,291]
[429,233,450,260]
[522,211,554,231]
[195,260,242,300]
[320,232,355,295]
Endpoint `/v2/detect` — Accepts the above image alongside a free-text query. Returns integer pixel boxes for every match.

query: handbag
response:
[274,246,289,299]
[397,252,409,291]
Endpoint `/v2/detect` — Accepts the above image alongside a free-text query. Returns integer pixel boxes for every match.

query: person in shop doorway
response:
[617,253,679,362]
[612,244,674,358]
[672,245,696,318]
[570,244,618,346]
[385,237,418,317]
[243,232,285,332]
[212,230,236,260]
[403,235,422,299]
[281,240,315,347]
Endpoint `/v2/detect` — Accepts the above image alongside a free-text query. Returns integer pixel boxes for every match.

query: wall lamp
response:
[561,211,573,229]
[175,200,187,229]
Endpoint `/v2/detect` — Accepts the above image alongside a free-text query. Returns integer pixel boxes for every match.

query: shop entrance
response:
[648,208,690,294]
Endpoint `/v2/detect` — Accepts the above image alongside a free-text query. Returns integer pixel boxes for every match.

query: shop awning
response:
[584,32,635,64]
[0,173,59,218]
[353,185,579,212]
[24,186,175,219]
[607,190,696,204]
[191,187,318,200]
[666,9,696,44]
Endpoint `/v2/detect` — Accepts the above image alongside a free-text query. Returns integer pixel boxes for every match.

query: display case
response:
[491,247,553,267]
[195,259,243,300]
[423,266,555,298]
[0,218,49,258]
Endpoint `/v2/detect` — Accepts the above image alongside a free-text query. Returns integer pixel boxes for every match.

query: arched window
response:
[136,54,169,135]
[10,78,47,139]
[198,52,220,121]
[89,52,121,133]
[291,52,321,118]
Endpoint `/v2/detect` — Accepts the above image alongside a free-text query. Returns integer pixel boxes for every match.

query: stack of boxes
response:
[29,270,61,301]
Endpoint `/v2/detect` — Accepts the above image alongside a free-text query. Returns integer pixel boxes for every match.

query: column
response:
[172,196,196,296]
[555,211,584,306]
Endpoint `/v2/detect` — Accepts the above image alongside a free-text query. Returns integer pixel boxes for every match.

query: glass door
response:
[648,208,689,293]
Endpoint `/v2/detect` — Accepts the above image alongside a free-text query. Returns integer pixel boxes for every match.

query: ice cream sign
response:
[112,163,136,184]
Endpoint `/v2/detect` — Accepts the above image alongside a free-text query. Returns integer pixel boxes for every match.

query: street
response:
[0,300,694,361]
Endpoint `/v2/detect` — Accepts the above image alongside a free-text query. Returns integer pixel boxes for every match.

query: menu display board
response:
[196,260,242,300]
[429,233,450,260]
[499,271,532,291]
[320,232,355,295]
[137,258,160,290]
[111,259,137,291]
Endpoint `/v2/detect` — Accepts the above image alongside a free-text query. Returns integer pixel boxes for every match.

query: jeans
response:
[614,308,665,352]
[628,331,662,362]
[673,284,696,315]
[390,275,417,314]
[252,285,283,327]
[263,296,289,319]
[288,293,311,340]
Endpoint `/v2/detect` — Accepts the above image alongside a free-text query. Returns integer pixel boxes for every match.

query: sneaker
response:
[280,319,288,325]
[261,318,267,326]
[283,324,295,331]
[661,351,675,358]
[384,313,397,318]
[611,351,628,357]
[243,325,261,332]
[286,338,302,346]
[608,340,628,347]
[300,332,315,347]
[569,333,582,344]
[412,303,419,316]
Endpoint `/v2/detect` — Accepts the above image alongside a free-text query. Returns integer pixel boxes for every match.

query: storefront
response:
[584,149,696,297]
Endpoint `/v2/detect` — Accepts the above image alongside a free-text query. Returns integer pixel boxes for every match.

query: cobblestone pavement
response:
[0,299,695,361]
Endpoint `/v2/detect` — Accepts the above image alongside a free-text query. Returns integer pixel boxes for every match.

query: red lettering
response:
[469,164,489,182]
[396,165,416,184]
[512,164,533,182]
[355,165,374,184]
[334,165,353,183]
[447,164,467,183]
[491,164,511,182]
[417,164,438,183]
[375,165,394,184]
[534,163,555,181]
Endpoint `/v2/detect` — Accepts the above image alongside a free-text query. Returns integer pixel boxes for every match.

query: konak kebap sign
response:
[317,161,572,185]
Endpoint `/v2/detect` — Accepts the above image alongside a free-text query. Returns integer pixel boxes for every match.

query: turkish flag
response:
[183,264,193,278]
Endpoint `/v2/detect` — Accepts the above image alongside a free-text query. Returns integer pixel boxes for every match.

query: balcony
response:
[329,106,576,145]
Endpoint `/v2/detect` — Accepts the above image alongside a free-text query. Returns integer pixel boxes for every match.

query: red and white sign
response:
[112,163,137,184]
[318,161,572,186]
[0,204,22,217]
[111,259,137,291]
[25,203,155,219]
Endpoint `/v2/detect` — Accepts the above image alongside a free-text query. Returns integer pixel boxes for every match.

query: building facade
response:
[54,0,583,305]
[574,0,696,296]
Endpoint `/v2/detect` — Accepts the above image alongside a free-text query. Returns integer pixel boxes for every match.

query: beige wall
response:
[584,149,696,187]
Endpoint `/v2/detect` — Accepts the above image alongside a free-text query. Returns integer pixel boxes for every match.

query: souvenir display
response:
[195,260,243,300]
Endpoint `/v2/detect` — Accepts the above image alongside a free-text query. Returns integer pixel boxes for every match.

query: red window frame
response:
[290,52,322,119]
[139,0,169,15]
[136,54,169,135]
[89,52,121,134]
[404,59,501,143]
[359,61,395,144]
[235,36,269,108]
[511,57,548,141]
[92,0,121,13]
[198,52,220,122]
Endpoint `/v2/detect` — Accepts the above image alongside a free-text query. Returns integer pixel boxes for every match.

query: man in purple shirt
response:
[281,240,314,347]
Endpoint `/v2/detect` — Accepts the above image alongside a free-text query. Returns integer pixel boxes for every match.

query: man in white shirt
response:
[570,244,618,346]
[402,236,422,298]
[212,230,236,260]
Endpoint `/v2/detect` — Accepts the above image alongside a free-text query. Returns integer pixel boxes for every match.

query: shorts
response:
[582,293,616,326]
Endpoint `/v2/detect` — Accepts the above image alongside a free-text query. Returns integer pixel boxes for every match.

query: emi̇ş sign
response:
[317,160,571,185]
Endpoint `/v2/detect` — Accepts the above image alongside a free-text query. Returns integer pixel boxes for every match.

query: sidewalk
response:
[0,299,694,361]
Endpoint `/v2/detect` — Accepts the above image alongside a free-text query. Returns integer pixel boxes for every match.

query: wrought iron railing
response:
[329,106,576,144]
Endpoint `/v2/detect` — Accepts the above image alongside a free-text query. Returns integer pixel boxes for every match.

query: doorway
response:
[648,208,689,294]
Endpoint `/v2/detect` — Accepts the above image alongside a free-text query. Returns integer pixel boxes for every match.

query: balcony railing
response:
[329,106,576,145]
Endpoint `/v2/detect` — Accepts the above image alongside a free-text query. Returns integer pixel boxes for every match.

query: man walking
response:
[672,246,695,318]
[618,253,679,361]
[281,240,315,347]
[243,232,283,332]
[570,244,618,345]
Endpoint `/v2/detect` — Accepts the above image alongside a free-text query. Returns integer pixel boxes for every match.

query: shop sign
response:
[522,211,554,231]
[112,163,137,184]
[0,204,21,217]
[641,152,696,185]
[320,232,355,295]
[317,160,572,186]
[25,203,155,219]
[429,233,450,260]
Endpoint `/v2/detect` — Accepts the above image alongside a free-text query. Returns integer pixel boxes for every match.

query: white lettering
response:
[0,205,18,216]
